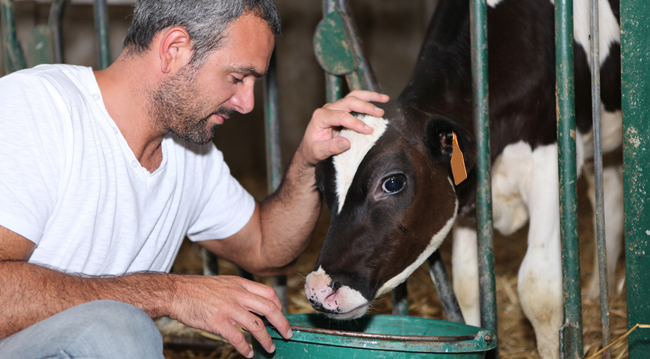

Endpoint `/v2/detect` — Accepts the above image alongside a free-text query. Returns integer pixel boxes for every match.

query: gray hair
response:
[123,0,281,65]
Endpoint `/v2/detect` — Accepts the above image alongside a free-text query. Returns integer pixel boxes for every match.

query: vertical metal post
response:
[622,0,650,357]
[427,251,465,324]
[338,0,378,93]
[555,0,583,357]
[263,49,289,314]
[202,249,219,276]
[589,0,611,357]
[391,282,409,316]
[322,0,343,104]
[264,50,282,196]
[325,74,343,103]
[470,0,497,356]
[1,0,27,73]
[93,0,110,69]
[48,0,69,64]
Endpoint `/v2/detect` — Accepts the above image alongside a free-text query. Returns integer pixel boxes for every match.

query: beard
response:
[148,64,235,145]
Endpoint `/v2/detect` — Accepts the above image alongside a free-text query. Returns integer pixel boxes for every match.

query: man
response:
[0,0,388,358]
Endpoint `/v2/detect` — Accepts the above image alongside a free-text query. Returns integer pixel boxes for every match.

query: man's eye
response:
[233,76,244,84]
[382,176,406,194]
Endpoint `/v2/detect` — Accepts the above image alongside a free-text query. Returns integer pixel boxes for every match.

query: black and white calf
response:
[304,0,622,358]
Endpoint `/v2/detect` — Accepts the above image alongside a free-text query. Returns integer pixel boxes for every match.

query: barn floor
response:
[163,173,629,359]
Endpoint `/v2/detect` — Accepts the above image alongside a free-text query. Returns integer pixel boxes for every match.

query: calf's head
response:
[304,100,474,319]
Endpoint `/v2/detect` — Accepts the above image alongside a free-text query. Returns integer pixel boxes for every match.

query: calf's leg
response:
[518,143,563,359]
[451,222,481,326]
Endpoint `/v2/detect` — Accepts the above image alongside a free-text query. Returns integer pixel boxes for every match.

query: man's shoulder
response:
[0,64,94,98]
[0,65,98,150]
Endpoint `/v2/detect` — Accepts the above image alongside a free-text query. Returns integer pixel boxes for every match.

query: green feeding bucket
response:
[254,314,496,358]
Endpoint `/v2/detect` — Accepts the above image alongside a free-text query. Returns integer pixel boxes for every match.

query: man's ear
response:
[158,26,193,74]
[423,115,476,184]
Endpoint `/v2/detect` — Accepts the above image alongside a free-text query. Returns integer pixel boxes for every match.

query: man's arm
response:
[0,225,168,337]
[0,225,290,358]
[200,91,389,275]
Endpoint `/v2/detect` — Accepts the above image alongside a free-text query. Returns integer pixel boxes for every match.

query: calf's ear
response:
[423,115,476,183]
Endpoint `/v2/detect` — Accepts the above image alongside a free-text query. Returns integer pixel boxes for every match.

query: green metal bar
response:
[391,282,408,316]
[316,0,378,94]
[325,74,343,103]
[622,0,650,357]
[427,251,465,324]
[48,0,69,64]
[345,70,364,92]
[264,50,282,194]
[263,49,289,314]
[93,0,110,69]
[470,0,497,356]
[202,248,219,276]
[322,0,344,104]
[589,0,611,357]
[339,1,378,93]
[1,0,27,73]
[555,0,583,357]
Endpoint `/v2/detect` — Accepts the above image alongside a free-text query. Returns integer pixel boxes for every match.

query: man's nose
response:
[231,82,255,114]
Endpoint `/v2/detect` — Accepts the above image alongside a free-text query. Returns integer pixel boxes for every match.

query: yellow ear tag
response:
[450,132,467,185]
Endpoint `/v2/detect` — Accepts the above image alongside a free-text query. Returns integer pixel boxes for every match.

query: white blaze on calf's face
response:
[333,115,389,213]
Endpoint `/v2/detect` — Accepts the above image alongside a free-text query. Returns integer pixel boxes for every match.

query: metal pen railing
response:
[555,0,584,357]
[93,0,110,70]
[263,49,289,314]
[621,1,650,358]
[1,0,106,71]
[469,1,498,358]
[589,0,611,357]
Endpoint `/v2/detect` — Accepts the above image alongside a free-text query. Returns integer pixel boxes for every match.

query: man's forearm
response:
[258,151,322,269]
[0,260,174,338]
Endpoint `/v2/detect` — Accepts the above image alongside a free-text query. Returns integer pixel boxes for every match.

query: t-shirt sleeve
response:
[186,144,256,241]
[0,72,65,243]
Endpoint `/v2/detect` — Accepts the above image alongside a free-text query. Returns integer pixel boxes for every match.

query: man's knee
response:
[0,300,163,359]
[68,300,163,357]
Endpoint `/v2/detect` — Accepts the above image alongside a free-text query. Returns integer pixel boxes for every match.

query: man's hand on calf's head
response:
[297,91,390,168]
[168,275,292,358]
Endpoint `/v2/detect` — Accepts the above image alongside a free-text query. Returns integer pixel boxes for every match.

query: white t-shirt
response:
[0,65,256,275]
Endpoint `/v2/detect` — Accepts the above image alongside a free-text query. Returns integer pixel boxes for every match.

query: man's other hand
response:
[168,275,291,358]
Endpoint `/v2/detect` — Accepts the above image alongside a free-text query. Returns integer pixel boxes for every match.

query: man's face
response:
[150,14,275,145]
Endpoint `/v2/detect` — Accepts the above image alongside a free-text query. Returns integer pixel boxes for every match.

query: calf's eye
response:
[382,176,406,194]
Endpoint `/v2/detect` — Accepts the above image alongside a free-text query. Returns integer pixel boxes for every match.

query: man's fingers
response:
[324,95,386,119]
[218,323,254,358]
[240,292,292,341]
[346,90,390,103]
[335,112,373,135]
[313,109,372,135]
[240,279,283,312]
[234,311,276,355]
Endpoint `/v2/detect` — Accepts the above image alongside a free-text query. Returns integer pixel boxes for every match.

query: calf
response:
[305,0,622,357]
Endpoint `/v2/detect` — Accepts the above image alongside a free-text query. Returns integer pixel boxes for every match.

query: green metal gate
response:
[622,1,650,358]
